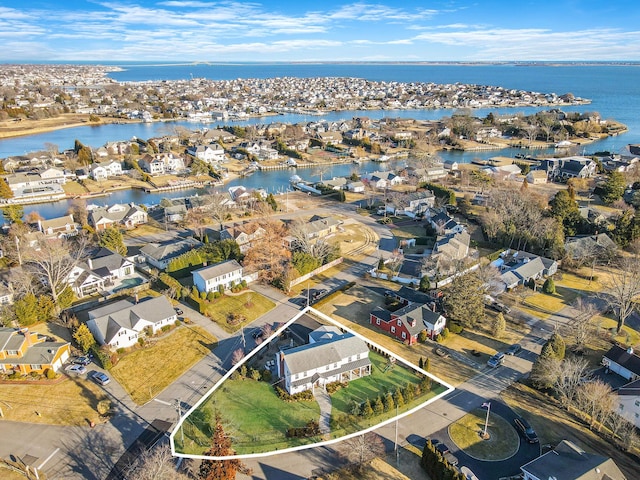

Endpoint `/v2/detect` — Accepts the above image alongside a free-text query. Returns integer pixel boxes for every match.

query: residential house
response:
[492,250,558,291]
[443,160,459,171]
[402,191,436,218]
[275,327,371,394]
[38,167,67,184]
[89,160,123,181]
[88,203,148,231]
[316,131,343,146]
[300,216,343,241]
[322,177,348,191]
[363,171,404,190]
[429,211,465,235]
[138,156,165,176]
[140,237,202,270]
[520,440,626,480]
[346,181,365,193]
[406,166,447,183]
[0,284,13,306]
[37,214,80,239]
[187,144,225,164]
[192,260,248,293]
[565,233,617,262]
[616,379,640,429]
[602,345,640,382]
[370,303,446,344]
[0,327,70,374]
[164,202,188,223]
[86,296,177,350]
[211,222,266,253]
[526,170,548,185]
[66,247,136,297]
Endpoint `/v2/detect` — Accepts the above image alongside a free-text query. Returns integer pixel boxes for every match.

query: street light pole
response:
[482,402,491,437]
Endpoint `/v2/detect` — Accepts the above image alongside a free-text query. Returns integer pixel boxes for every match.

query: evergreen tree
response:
[198,414,251,480]
[0,179,14,199]
[99,226,127,256]
[419,275,431,292]
[13,293,39,325]
[491,312,506,338]
[383,392,395,412]
[601,171,626,204]
[361,398,374,418]
[393,386,405,407]
[542,277,556,294]
[73,323,96,353]
[3,204,23,224]
[548,332,566,360]
[373,396,384,416]
[425,357,431,372]
[419,357,424,369]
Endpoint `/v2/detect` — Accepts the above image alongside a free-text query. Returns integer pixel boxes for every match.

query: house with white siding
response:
[275,327,371,394]
[192,260,247,293]
[86,296,177,350]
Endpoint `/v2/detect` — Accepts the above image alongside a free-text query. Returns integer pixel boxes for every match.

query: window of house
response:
[397,319,402,326]
[7,350,18,356]
[391,326,396,333]
[376,318,380,325]
[402,332,406,339]
[30,364,41,370]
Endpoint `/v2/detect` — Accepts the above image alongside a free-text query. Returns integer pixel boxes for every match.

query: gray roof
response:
[0,327,25,352]
[520,440,626,480]
[282,333,369,376]
[140,237,202,262]
[88,296,175,344]
[618,378,640,396]
[308,326,343,343]
[512,256,545,281]
[88,248,129,272]
[0,342,69,367]
[193,260,242,281]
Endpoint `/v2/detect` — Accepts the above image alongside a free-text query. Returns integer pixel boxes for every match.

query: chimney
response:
[430,302,436,312]
[135,293,139,304]
[21,327,33,347]
[279,352,285,378]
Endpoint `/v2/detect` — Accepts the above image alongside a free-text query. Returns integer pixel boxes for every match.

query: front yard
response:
[111,324,217,405]
[0,377,109,425]
[200,291,276,333]
[178,378,322,455]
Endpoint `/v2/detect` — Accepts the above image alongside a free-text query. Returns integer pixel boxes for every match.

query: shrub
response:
[326,381,348,394]
[137,337,145,347]
[261,369,272,382]
[435,334,443,343]
[90,345,112,370]
[46,368,56,380]
[207,291,216,301]
[441,327,450,339]
[418,330,428,343]
[161,325,171,332]
[200,291,207,300]
[9,371,22,380]
[249,368,261,381]
[218,284,224,294]
[213,291,221,299]
[542,277,556,294]
[448,322,464,334]
[116,348,126,354]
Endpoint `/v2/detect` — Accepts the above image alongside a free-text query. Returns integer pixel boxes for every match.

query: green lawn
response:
[202,291,276,333]
[178,379,322,455]
[329,351,447,437]
[520,286,579,319]
[111,325,217,405]
[449,409,519,461]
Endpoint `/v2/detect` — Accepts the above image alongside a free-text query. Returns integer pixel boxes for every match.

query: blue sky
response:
[1,1,639,62]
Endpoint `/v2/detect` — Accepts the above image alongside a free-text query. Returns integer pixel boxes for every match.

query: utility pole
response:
[175,399,184,446]
[395,403,399,468]
[482,402,491,438]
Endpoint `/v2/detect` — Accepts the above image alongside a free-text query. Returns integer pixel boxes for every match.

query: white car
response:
[66,364,87,375]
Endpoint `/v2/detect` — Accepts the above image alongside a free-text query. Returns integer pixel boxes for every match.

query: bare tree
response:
[568,298,597,352]
[205,190,232,230]
[181,207,209,241]
[242,220,291,285]
[575,380,615,431]
[552,357,590,411]
[231,348,244,366]
[23,237,87,315]
[603,256,640,333]
[340,432,385,472]
[475,258,502,296]
[287,220,334,262]
[122,443,190,480]
[606,413,639,451]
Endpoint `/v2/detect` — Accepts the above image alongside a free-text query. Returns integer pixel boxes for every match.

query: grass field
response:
[111,325,217,405]
[331,351,426,415]
[202,291,276,333]
[0,377,109,425]
[178,378,321,455]
[519,286,579,319]
[449,408,519,461]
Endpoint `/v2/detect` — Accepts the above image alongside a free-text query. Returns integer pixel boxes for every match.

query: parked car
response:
[174,307,183,315]
[435,347,449,358]
[491,302,511,314]
[66,364,87,375]
[514,416,539,443]
[487,352,505,368]
[74,356,91,366]
[435,442,450,455]
[92,372,111,386]
[506,343,522,355]
[444,452,459,466]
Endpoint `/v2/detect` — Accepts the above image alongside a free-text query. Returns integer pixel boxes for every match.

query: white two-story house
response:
[86,296,177,350]
[275,327,371,395]
[192,260,246,293]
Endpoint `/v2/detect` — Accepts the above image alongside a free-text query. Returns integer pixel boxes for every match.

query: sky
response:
[1,1,640,62]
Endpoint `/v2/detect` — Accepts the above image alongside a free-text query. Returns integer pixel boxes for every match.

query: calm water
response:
[2,63,638,218]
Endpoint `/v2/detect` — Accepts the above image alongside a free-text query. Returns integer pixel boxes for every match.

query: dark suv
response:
[514,416,538,443]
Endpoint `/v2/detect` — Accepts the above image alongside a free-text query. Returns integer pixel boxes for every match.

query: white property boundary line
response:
[170,306,455,460]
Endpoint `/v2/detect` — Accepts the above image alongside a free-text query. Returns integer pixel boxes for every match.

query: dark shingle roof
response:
[604,345,640,377]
